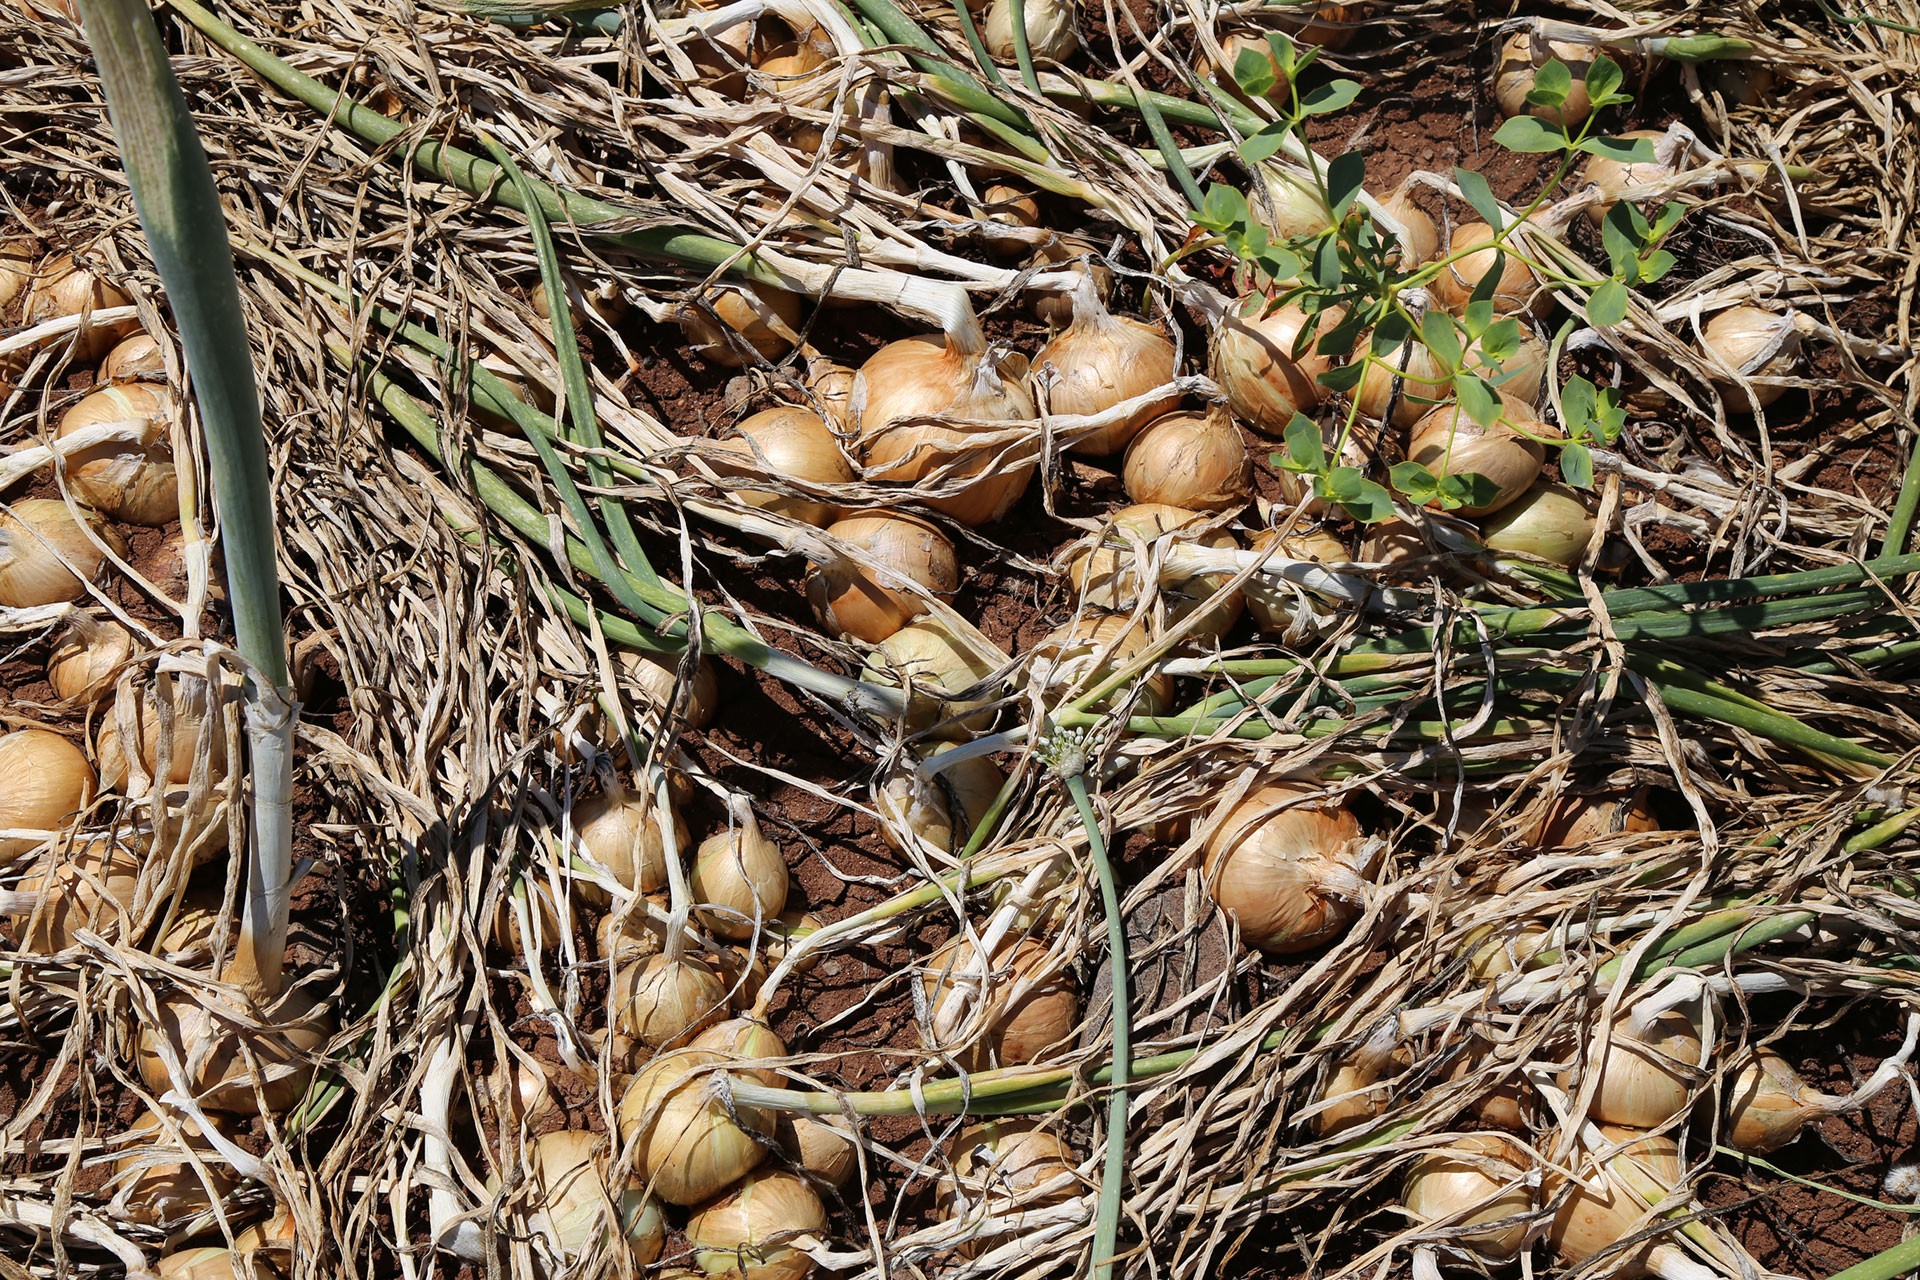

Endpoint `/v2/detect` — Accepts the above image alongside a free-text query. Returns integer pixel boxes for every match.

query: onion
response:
[691,1017,787,1086]
[1465,920,1552,980]
[854,335,1036,526]
[532,276,627,329]
[687,1170,828,1280]
[1032,290,1180,456]
[875,743,1005,855]
[504,1130,665,1269]
[779,1114,859,1187]
[1382,190,1438,266]
[1263,165,1333,240]
[1029,613,1174,714]
[1121,409,1251,512]
[1725,1048,1853,1154]
[1568,1005,1706,1130]
[23,252,134,358]
[96,669,226,791]
[984,0,1077,61]
[135,981,332,1114]
[1479,482,1594,566]
[1245,526,1348,633]
[619,1047,773,1205]
[941,1120,1078,1240]
[1272,0,1354,48]
[1203,30,1291,106]
[806,511,960,643]
[11,832,143,950]
[1494,29,1601,127]
[1471,324,1549,405]
[678,284,804,368]
[0,498,120,608]
[56,383,179,525]
[1314,1056,1397,1137]
[922,935,1079,1069]
[1405,400,1546,516]
[1537,790,1659,848]
[112,1107,233,1226]
[0,239,31,312]
[975,184,1041,263]
[1402,1133,1536,1263]
[1214,296,1350,435]
[1355,332,1450,428]
[1582,129,1677,225]
[1065,503,1242,641]
[567,789,689,900]
[802,356,856,430]
[597,897,670,964]
[1547,1125,1698,1279]
[47,612,135,707]
[482,1060,560,1133]
[0,729,96,861]
[1428,222,1548,317]
[99,332,166,381]
[1201,781,1368,953]
[1358,517,1436,573]
[611,953,726,1046]
[690,810,789,940]
[1699,305,1799,412]
[1030,242,1115,328]
[865,617,1002,735]
[714,407,854,527]
[156,1249,274,1280]
[619,649,720,730]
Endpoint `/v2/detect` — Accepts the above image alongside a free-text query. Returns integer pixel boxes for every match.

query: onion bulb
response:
[11,832,143,950]
[111,1108,232,1227]
[1429,222,1549,317]
[691,1017,787,1086]
[1065,503,1242,641]
[1263,165,1333,240]
[1032,291,1180,456]
[1029,614,1173,714]
[1479,482,1594,566]
[482,1060,560,1133]
[56,383,179,525]
[1381,190,1438,266]
[1121,409,1252,512]
[99,332,166,381]
[714,407,853,527]
[1537,790,1659,848]
[1201,781,1368,953]
[1402,1133,1536,1263]
[1568,1005,1706,1130]
[690,810,789,940]
[155,1250,274,1280]
[0,729,96,860]
[619,649,719,730]
[513,1130,665,1268]
[678,284,804,368]
[779,1114,859,1187]
[1314,1054,1398,1137]
[1214,296,1350,435]
[135,981,332,1114]
[1471,324,1549,406]
[921,935,1079,1069]
[1244,526,1348,633]
[1547,1125,1696,1279]
[23,252,134,357]
[875,743,1005,855]
[1494,29,1602,127]
[612,952,726,1046]
[687,1170,828,1280]
[0,498,119,608]
[1725,1049,1852,1154]
[532,276,627,329]
[565,789,688,901]
[1582,129,1678,225]
[865,618,1002,735]
[95,669,226,791]
[1030,241,1115,328]
[1406,400,1546,517]
[806,511,960,643]
[0,239,31,312]
[1699,306,1799,411]
[975,184,1041,263]
[597,897,670,964]
[1203,30,1290,106]
[853,335,1035,526]
[1272,0,1354,48]
[1355,332,1451,428]
[984,0,1077,61]
[619,1047,773,1205]
[47,613,135,707]
[802,356,856,430]
[941,1120,1078,1238]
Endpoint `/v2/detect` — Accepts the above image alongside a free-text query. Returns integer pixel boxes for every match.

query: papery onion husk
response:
[0,728,96,860]
[56,382,179,525]
[112,1107,233,1227]
[1470,324,1550,406]
[1478,482,1594,566]
[597,896,670,964]
[940,1119,1078,1248]
[1382,190,1439,265]
[96,668,226,792]
[714,407,853,527]
[12,831,146,950]
[612,952,726,1046]
[690,813,789,941]
[1582,129,1675,226]
[47,612,135,707]
[1568,1006,1706,1130]
[687,1170,829,1280]
[1214,296,1350,435]
[807,511,959,643]
[134,980,333,1114]
[515,1129,665,1268]
[1065,503,1242,641]
[1354,332,1451,428]
[1546,1125,1694,1279]
[1700,305,1799,412]
[155,1249,274,1280]
[1725,1049,1841,1154]
[1405,399,1547,516]
[802,355,857,430]
[780,1113,860,1187]
[23,252,135,358]
[0,498,122,609]
[1402,1132,1536,1263]
[565,789,688,901]
[99,332,166,382]
[875,743,1005,855]
[975,184,1041,263]
[1494,29,1602,127]
[1033,294,1180,456]
[1429,222,1550,317]
[678,284,804,368]
[983,0,1077,61]
[1121,409,1252,512]
[619,649,720,730]
[865,618,1002,735]
[854,335,1036,526]
[1028,613,1174,714]
[1244,525,1348,633]
[619,1047,774,1206]
[922,935,1080,1069]
[0,239,32,312]
[1201,780,1368,954]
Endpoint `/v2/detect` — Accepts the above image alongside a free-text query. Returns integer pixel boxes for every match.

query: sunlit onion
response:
[806,511,960,643]
[1121,409,1252,512]
[1202,781,1368,953]
[1214,296,1350,435]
